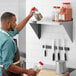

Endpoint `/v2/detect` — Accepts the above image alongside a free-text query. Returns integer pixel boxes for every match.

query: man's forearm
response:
[15,15,31,32]
[7,64,28,74]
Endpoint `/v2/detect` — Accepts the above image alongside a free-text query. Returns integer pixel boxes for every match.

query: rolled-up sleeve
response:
[8,28,19,37]
[2,39,16,69]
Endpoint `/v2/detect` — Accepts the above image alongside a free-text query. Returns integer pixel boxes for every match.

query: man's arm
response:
[7,64,28,74]
[15,9,34,32]
[7,64,36,76]
[2,39,36,76]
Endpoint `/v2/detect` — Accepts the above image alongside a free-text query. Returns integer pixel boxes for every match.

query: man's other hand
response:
[64,72,70,76]
[27,69,36,76]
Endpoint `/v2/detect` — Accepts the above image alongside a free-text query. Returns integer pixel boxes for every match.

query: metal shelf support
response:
[30,23,41,39]
[30,21,73,42]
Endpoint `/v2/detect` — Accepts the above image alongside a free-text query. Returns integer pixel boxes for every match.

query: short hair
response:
[1,12,15,21]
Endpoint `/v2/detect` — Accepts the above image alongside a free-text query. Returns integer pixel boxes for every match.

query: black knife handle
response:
[65,53,67,61]
[44,50,47,57]
[58,53,60,60]
[52,53,55,61]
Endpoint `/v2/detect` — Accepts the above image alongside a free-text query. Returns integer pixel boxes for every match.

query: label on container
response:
[55,13,58,21]
[59,14,65,20]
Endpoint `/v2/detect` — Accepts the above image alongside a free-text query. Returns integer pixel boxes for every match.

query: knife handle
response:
[44,50,47,57]
[58,53,60,60]
[65,53,67,61]
[52,53,55,61]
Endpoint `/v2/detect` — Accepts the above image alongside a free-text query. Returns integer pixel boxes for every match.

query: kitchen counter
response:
[43,64,76,76]
[23,64,76,76]
[42,64,75,73]
[23,69,73,76]
[23,69,66,76]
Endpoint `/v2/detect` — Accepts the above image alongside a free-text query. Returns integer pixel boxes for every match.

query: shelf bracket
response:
[60,21,73,42]
[30,21,73,42]
[30,23,41,39]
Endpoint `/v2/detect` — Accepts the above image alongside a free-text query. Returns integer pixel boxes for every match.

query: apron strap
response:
[0,65,3,68]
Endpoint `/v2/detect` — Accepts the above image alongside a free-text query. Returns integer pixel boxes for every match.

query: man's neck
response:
[1,26,9,31]
[1,25,13,31]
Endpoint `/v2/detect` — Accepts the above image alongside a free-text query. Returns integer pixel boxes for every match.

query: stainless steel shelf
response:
[30,20,73,42]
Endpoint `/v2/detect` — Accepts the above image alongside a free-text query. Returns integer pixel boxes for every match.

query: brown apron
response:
[3,39,23,76]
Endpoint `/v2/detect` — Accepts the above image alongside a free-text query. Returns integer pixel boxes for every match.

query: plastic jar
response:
[55,6,60,21]
[52,6,57,21]
[33,61,44,73]
[59,2,72,21]
[32,7,43,21]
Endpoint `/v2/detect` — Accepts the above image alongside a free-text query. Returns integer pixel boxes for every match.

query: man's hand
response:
[64,72,70,76]
[28,9,35,18]
[15,8,35,32]
[27,69,37,76]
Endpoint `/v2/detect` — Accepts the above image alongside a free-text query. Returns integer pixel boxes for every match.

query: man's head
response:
[1,12,17,31]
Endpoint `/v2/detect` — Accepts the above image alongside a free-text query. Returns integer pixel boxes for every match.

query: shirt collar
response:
[1,29,11,36]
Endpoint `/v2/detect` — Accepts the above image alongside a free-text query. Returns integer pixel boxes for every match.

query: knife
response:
[52,40,57,61]
[58,39,61,61]
[64,39,67,61]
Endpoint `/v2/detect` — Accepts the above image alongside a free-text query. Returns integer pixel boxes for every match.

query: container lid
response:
[32,7,36,10]
[56,6,60,9]
[53,6,57,8]
[39,61,44,65]
[63,2,71,5]
[53,6,60,9]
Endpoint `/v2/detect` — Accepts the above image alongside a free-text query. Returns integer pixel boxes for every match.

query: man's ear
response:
[7,20,11,29]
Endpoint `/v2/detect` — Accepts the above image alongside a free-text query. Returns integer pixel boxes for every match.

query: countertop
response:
[23,64,76,76]
[23,69,67,76]
[23,69,76,76]
[42,64,75,73]
[43,64,76,76]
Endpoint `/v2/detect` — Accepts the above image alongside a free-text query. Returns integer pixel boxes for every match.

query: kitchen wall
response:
[18,0,26,59]
[26,0,76,69]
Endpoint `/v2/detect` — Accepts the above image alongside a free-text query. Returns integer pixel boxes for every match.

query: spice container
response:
[52,6,57,21]
[52,6,60,21]
[55,6,60,21]
[62,2,71,8]
[59,2,72,21]
[33,61,44,73]
[32,7,43,21]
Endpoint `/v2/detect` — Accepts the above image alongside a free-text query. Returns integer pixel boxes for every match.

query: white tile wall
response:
[26,0,76,69]
[18,0,26,53]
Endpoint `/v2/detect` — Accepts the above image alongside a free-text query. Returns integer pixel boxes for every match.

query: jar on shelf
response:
[55,6,60,21]
[32,7,43,21]
[59,2,72,21]
[52,6,57,21]
[62,2,71,8]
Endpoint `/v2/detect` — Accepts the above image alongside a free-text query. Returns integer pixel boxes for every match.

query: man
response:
[0,9,36,76]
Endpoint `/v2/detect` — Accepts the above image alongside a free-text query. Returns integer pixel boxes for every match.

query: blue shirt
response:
[0,28,19,76]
